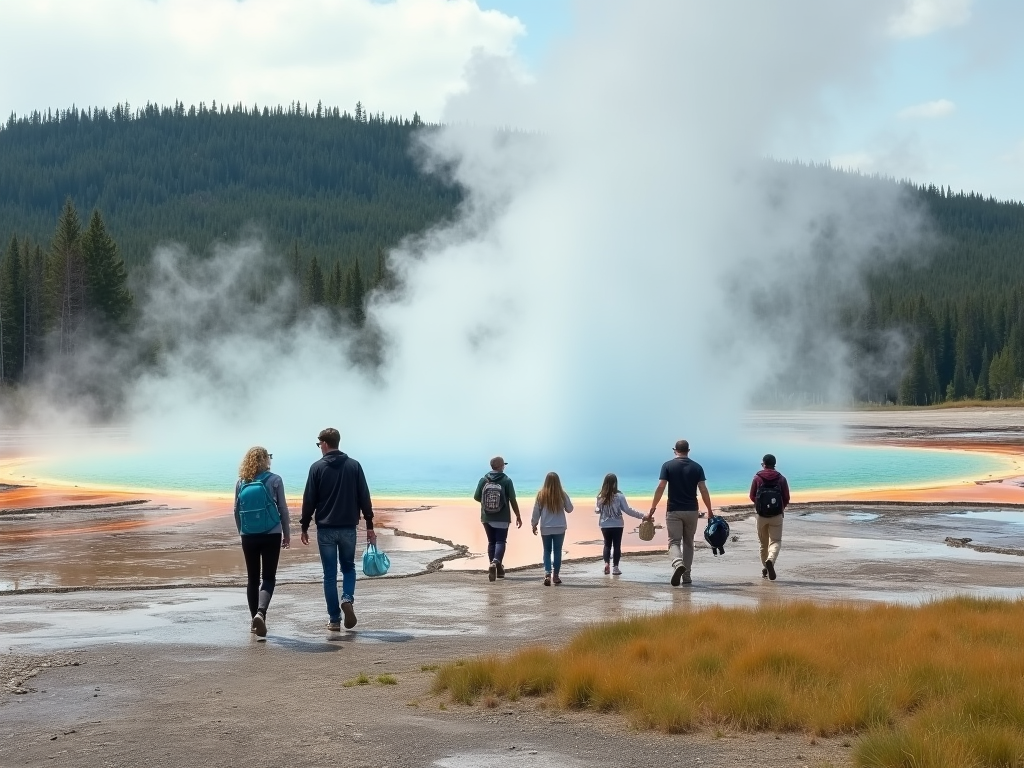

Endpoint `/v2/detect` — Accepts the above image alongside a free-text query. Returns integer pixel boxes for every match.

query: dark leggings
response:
[602,527,624,566]
[483,523,509,564]
[241,533,282,617]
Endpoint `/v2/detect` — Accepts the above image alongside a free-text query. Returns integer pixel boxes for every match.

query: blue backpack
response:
[704,515,730,556]
[237,471,281,535]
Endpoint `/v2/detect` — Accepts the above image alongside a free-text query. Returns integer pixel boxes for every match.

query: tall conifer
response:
[45,198,87,354]
[350,260,365,325]
[0,237,26,381]
[81,210,133,329]
[306,256,325,305]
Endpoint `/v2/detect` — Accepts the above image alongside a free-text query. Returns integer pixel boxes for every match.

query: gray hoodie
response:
[595,491,645,529]
[531,493,573,534]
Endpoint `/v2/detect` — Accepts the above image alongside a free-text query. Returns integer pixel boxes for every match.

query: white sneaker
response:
[612,566,622,575]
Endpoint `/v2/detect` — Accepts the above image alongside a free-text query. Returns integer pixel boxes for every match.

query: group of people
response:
[471,439,790,588]
[232,430,790,637]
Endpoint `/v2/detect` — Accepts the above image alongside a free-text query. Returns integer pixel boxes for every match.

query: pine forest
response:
[1,101,1023,407]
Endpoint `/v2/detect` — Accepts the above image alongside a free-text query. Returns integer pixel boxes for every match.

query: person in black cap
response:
[649,439,713,586]
[473,456,522,582]
[749,453,790,580]
[300,427,375,632]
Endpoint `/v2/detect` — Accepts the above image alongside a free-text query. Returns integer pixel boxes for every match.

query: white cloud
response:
[0,0,523,120]
[888,0,972,38]
[897,98,956,119]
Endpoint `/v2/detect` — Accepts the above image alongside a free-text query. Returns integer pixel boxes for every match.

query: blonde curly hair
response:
[239,446,271,483]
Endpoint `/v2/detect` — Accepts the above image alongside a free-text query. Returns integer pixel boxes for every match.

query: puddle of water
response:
[0,507,453,591]
[435,751,586,768]
[800,511,879,523]
[947,510,1024,526]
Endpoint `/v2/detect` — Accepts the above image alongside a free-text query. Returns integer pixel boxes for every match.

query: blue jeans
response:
[542,532,565,574]
[317,526,357,622]
[483,523,509,564]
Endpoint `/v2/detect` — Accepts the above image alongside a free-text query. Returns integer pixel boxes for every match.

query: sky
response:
[0,0,1021,201]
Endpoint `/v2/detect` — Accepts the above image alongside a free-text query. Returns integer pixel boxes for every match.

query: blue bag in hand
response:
[361,543,391,577]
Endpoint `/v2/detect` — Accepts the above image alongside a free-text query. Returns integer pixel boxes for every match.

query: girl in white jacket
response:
[595,473,647,575]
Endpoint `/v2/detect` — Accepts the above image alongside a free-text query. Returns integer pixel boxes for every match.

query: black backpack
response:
[755,478,784,517]
[703,515,730,556]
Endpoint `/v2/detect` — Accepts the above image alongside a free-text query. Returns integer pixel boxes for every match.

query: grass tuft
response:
[376,674,397,685]
[433,598,1024,768]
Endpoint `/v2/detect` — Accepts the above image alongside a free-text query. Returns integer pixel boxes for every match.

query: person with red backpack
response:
[749,453,790,581]
[473,456,522,582]
[234,446,290,637]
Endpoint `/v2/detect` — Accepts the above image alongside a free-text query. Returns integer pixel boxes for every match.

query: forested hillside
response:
[0,101,459,268]
[866,186,1024,404]
[1,102,1023,405]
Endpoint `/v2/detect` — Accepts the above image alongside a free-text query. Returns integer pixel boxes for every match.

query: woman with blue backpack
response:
[234,446,290,637]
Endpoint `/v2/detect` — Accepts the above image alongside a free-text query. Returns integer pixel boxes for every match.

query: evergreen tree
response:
[81,209,133,329]
[899,343,929,405]
[0,236,26,381]
[974,346,990,400]
[305,256,325,305]
[342,271,353,309]
[23,244,47,373]
[45,198,87,354]
[989,347,1015,398]
[326,261,342,307]
[373,246,389,290]
[349,260,365,325]
[291,243,302,282]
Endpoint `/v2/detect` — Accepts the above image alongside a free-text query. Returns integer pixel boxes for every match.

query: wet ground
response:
[2,502,1024,767]
[3,408,1024,766]
[3,501,1024,654]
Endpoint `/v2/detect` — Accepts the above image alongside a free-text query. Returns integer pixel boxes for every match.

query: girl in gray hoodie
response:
[530,472,573,586]
[595,473,647,575]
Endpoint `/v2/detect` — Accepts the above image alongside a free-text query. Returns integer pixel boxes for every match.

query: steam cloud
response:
[5,1,928,490]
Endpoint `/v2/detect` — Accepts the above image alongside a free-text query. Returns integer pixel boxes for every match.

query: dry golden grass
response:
[433,598,1024,768]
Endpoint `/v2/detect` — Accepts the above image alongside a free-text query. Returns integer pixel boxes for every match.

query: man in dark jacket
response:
[749,453,790,581]
[472,456,522,582]
[300,427,375,630]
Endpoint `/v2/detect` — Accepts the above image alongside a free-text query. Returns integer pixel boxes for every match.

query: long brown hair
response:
[239,446,271,483]
[535,471,566,512]
[598,473,618,508]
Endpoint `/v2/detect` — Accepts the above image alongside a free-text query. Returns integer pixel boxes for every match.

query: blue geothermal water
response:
[14,438,1012,499]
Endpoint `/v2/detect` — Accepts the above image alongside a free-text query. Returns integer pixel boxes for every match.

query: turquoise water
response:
[16,438,1012,498]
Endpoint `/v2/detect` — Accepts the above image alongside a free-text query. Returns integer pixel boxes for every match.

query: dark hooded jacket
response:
[749,468,790,511]
[300,450,373,532]
[473,471,517,524]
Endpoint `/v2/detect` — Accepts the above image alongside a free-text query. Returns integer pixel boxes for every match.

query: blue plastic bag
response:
[361,543,391,577]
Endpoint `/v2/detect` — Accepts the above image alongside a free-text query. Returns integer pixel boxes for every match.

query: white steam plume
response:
[6,1,926,490]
